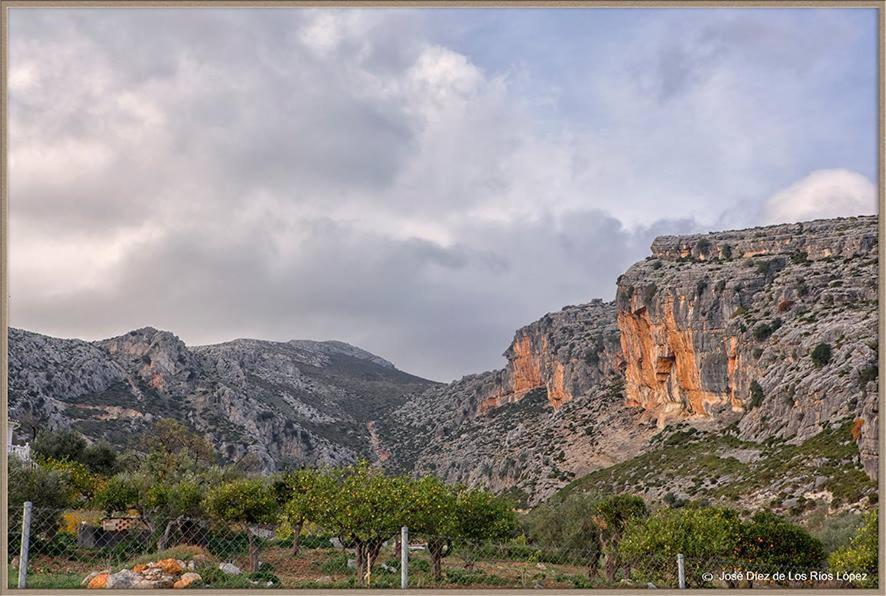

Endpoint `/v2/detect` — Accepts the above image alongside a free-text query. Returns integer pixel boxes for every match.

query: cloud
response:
[762,169,877,225]
[7,8,877,380]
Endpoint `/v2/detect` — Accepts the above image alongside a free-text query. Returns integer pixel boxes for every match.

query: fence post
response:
[18,501,32,589]
[677,553,685,589]
[400,526,408,589]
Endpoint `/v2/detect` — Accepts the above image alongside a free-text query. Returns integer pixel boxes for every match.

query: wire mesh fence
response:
[6,505,877,590]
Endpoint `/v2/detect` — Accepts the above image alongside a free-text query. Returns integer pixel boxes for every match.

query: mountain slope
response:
[8,327,438,470]
[7,215,878,514]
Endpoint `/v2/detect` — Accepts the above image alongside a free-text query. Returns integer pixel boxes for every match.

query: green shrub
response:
[737,512,824,569]
[619,507,742,586]
[829,510,877,588]
[753,319,783,341]
[811,343,832,368]
[749,381,764,409]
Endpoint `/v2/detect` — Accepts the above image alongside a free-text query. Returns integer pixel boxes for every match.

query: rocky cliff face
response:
[616,215,878,478]
[379,300,655,505]
[8,215,878,511]
[8,328,437,471]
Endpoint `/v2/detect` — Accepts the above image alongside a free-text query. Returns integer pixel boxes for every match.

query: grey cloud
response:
[11,210,697,382]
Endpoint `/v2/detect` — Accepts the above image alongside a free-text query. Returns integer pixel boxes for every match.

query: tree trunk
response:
[428,538,450,581]
[604,553,617,582]
[355,543,366,583]
[248,532,259,573]
[290,519,304,556]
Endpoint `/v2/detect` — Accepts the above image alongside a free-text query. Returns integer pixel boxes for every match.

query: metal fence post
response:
[400,526,408,589]
[18,501,32,589]
[677,553,685,589]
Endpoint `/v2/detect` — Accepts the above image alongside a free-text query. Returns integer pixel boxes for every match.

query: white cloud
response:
[762,169,877,225]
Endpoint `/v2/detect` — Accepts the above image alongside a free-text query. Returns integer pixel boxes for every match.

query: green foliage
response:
[93,472,142,515]
[453,487,518,544]
[38,457,101,502]
[752,318,782,341]
[858,363,878,386]
[749,380,764,409]
[204,478,279,525]
[811,343,833,368]
[829,510,878,587]
[620,507,742,586]
[32,429,120,476]
[140,418,216,480]
[523,492,600,556]
[737,512,824,569]
[80,441,121,475]
[8,458,75,557]
[32,428,87,463]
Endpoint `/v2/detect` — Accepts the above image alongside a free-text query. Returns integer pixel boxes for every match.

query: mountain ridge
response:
[8,214,878,514]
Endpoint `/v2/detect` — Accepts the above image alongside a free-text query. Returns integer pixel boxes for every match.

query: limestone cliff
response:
[8,215,879,511]
[476,300,622,414]
[616,215,878,478]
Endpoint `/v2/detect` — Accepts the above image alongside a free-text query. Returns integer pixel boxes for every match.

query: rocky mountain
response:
[8,328,437,470]
[378,215,879,511]
[7,215,878,515]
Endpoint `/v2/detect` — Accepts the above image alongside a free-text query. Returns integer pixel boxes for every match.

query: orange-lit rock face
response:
[618,294,729,423]
[476,331,579,414]
[546,362,570,409]
[510,334,544,393]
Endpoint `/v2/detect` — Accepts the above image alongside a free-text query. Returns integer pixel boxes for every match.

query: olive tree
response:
[591,494,647,581]
[523,492,602,577]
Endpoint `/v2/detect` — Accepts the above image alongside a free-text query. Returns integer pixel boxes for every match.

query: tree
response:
[811,343,833,368]
[829,510,878,588]
[523,492,602,576]
[619,506,743,587]
[403,476,459,580]
[591,495,647,581]
[93,472,209,550]
[275,468,334,555]
[81,441,120,476]
[451,486,519,572]
[307,462,410,585]
[38,457,101,503]
[140,419,216,479]
[737,512,824,571]
[8,457,75,553]
[204,478,280,572]
[32,428,87,463]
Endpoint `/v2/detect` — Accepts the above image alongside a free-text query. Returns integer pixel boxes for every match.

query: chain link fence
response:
[6,504,876,590]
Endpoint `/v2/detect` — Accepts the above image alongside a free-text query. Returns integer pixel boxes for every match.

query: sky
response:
[7,7,879,382]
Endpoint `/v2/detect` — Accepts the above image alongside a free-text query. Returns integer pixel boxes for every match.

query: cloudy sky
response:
[8,8,878,381]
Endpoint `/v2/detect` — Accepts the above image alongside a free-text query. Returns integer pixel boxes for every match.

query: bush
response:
[737,512,824,569]
[619,507,742,586]
[811,343,832,368]
[32,429,87,463]
[829,510,878,588]
[749,381,764,409]
[753,319,782,341]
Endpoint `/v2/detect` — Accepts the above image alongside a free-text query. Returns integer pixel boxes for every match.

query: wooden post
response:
[677,553,685,589]
[400,526,408,589]
[18,501,32,588]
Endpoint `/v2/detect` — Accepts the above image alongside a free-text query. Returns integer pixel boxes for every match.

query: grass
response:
[8,570,83,589]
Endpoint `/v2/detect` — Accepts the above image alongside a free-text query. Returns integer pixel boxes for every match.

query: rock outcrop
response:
[8,215,879,507]
[616,215,878,478]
